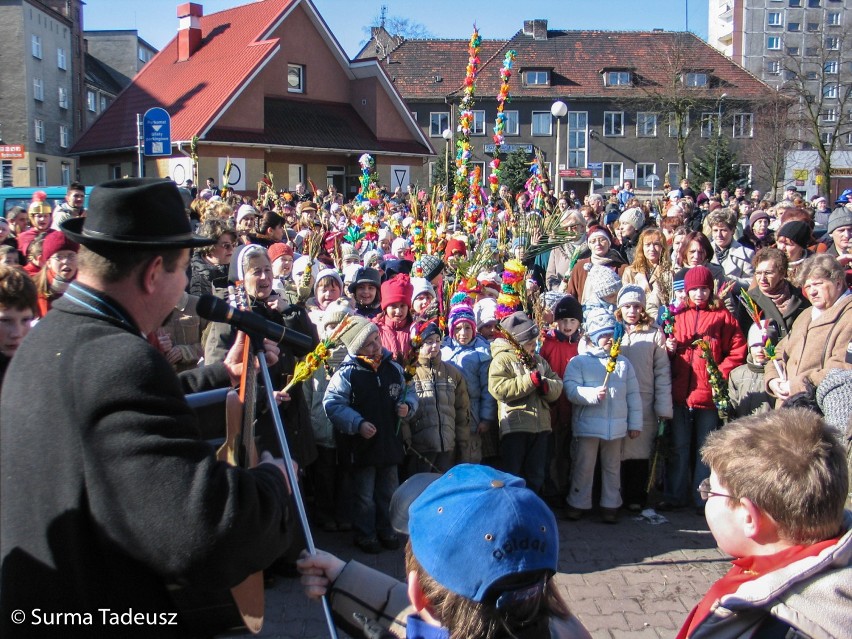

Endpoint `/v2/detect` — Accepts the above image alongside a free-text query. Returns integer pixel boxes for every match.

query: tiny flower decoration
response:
[660,303,676,336]
[492,50,517,147]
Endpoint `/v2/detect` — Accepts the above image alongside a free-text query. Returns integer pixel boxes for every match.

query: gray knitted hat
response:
[337,315,379,356]
[816,368,852,431]
[827,207,852,235]
[499,311,538,344]
[587,265,622,298]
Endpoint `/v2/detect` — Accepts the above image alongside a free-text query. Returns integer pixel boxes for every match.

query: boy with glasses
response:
[678,408,850,638]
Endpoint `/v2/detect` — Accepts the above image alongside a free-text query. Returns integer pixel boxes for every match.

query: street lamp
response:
[551,100,568,192]
[712,93,727,195]
[442,128,453,195]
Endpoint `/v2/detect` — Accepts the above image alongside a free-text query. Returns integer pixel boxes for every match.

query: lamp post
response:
[712,93,727,195]
[442,128,453,196]
[551,100,568,193]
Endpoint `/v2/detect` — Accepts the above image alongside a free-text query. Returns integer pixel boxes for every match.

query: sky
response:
[83,0,710,58]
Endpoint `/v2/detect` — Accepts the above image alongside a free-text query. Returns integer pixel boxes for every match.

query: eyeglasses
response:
[50,253,77,262]
[698,478,730,501]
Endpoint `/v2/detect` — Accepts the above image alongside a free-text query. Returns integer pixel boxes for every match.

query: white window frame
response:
[732,113,754,138]
[33,78,44,101]
[789,0,802,6]
[605,71,631,86]
[820,131,833,145]
[60,163,71,186]
[767,12,782,26]
[787,22,800,32]
[429,112,450,137]
[822,108,838,122]
[287,64,304,93]
[767,36,781,50]
[668,113,690,137]
[738,164,753,187]
[825,60,839,74]
[823,84,839,99]
[34,119,44,143]
[31,34,42,59]
[524,70,549,86]
[531,111,552,136]
[700,112,719,138]
[57,47,66,70]
[767,60,781,75]
[472,110,486,136]
[635,163,656,186]
[87,90,96,112]
[636,112,657,137]
[602,162,623,188]
[59,125,69,149]
[2,160,13,188]
[827,12,841,26]
[567,111,587,169]
[58,86,68,109]
[603,111,624,137]
[100,95,107,112]
[428,161,436,187]
[667,162,688,185]
[826,37,840,50]
[683,72,708,87]
[504,110,519,136]
[36,161,46,187]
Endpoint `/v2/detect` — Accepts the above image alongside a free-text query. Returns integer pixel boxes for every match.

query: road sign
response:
[588,162,603,170]
[624,169,635,180]
[143,107,171,156]
[645,174,660,188]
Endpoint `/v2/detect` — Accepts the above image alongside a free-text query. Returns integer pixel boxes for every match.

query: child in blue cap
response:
[297,464,592,639]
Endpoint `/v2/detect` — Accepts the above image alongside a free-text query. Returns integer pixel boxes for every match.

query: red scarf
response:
[677,536,839,638]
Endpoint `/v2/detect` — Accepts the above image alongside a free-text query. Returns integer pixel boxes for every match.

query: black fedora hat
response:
[61,177,215,249]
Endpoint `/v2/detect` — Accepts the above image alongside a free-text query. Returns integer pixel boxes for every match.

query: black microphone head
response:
[196,294,231,323]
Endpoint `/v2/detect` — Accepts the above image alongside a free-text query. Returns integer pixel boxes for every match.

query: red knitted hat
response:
[684,265,714,293]
[43,231,80,262]
[381,273,414,310]
[444,238,467,259]
[267,242,293,263]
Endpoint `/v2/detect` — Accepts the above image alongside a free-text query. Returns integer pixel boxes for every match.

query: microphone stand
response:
[250,332,339,639]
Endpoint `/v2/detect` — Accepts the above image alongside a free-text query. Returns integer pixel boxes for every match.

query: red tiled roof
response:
[207,98,429,155]
[72,0,294,154]
[382,31,772,102]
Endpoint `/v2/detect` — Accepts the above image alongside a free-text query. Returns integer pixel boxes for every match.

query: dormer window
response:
[605,71,631,86]
[524,70,550,86]
[683,72,709,87]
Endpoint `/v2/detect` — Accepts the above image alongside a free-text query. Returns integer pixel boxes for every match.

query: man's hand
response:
[628,429,640,440]
[258,451,295,495]
[359,421,377,439]
[165,346,183,365]
[476,420,491,434]
[223,332,281,386]
[396,403,409,418]
[296,549,346,600]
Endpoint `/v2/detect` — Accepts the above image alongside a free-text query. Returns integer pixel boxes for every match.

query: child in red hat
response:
[373,274,414,365]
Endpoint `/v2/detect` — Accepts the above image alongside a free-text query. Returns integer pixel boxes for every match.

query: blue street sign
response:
[143,107,171,156]
[588,162,603,170]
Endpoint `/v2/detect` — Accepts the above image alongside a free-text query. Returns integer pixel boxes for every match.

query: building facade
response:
[707,0,852,198]
[70,0,432,196]
[0,0,84,187]
[359,21,775,199]
[83,30,158,131]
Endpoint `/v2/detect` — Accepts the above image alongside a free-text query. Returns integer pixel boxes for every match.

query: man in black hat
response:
[0,178,295,638]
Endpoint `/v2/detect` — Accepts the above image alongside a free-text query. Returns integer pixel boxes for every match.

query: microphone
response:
[196,294,313,352]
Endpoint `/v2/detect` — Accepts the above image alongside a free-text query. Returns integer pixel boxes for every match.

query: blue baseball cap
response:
[391,464,558,603]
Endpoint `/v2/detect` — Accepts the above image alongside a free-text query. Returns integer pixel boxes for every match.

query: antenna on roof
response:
[379,4,387,29]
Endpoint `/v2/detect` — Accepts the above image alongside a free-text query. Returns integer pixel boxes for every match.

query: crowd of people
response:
[0,170,850,638]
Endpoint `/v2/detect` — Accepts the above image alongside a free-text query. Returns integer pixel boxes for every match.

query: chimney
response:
[177,3,203,62]
[523,19,548,40]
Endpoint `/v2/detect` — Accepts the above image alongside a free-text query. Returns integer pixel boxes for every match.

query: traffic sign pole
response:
[137,114,144,177]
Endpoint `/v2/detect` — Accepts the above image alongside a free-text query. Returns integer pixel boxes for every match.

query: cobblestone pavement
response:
[235,507,730,639]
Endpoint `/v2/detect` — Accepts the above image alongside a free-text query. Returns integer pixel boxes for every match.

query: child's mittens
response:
[530,370,549,396]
